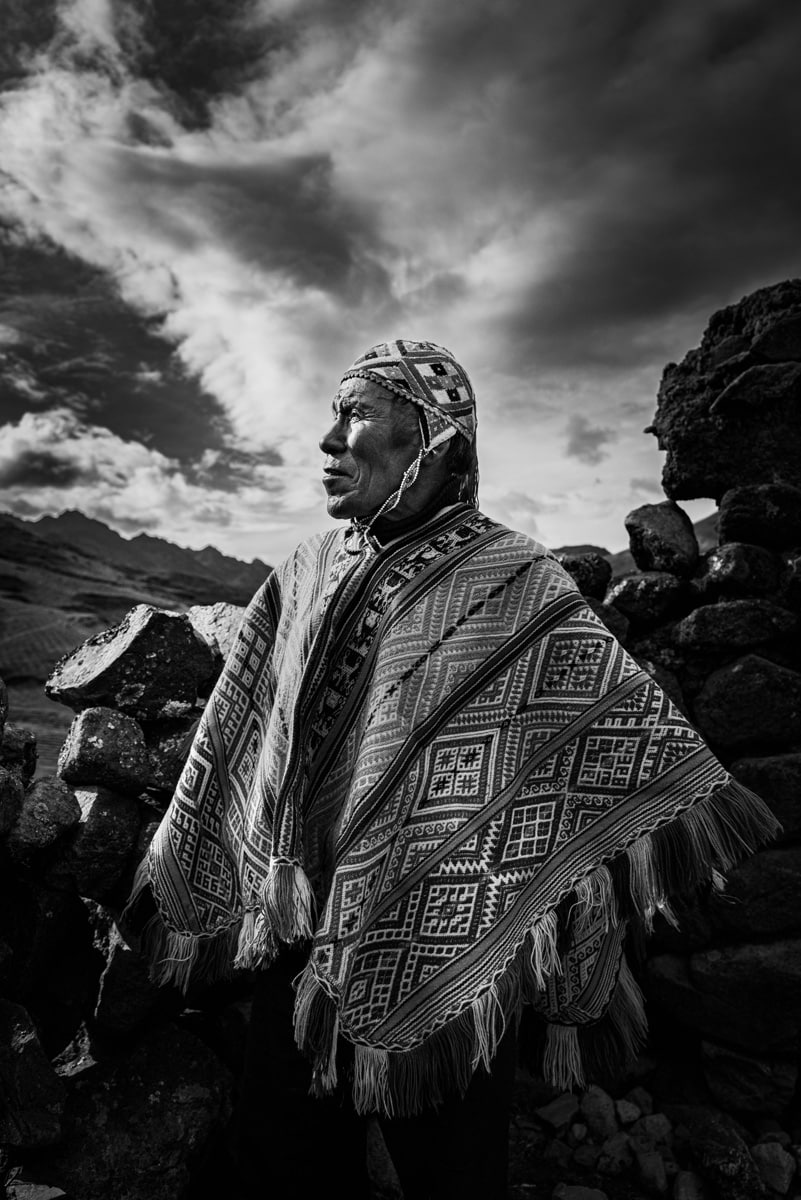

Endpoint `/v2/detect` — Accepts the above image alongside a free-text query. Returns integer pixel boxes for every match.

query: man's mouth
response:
[323,465,348,477]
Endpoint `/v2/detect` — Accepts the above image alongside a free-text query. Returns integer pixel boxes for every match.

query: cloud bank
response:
[1,0,800,558]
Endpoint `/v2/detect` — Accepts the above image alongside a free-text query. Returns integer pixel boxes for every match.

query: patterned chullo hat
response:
[337,340,479,538]
[340,339,477,451]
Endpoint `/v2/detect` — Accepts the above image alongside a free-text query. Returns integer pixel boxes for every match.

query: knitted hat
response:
[339,339,477,450]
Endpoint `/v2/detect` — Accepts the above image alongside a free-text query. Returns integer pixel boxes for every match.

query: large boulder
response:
[664,1105,769,1200]
[48,786,141,904]
[554,553,612,600]
[729,753,801,840]
[141,716,199,798]
[0,882,105,1058]
[93,930,178,1040]
[0,1001,65,1148]
[1,725,38,783]
[5,778,80,864]
[646,940,801,1053]
[693,655,801,752]
[625,501,699,577]
[57,708,151,796]
[717,483,801,551]
[648,279,801,500]
[187,602,245,680]
[700,1041,797,1116]
[45,605,215,720]
[706,846,801,940]
[40,1023,232,1200]
[691,542,782,601]
[606,572,687,630]
[674,600,797,655]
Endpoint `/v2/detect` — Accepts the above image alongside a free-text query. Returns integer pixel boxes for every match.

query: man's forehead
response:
[333,377,397,408]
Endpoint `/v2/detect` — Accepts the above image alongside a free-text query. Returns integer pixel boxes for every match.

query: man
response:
[125,340,778,1198]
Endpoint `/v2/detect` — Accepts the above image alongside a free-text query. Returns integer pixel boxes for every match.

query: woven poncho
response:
[127,503,779,1115]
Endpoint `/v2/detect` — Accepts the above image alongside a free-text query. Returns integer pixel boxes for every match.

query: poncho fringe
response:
[128,772,778,1111]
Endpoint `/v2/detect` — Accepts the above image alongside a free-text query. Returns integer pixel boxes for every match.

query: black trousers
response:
[230,948,516,1199]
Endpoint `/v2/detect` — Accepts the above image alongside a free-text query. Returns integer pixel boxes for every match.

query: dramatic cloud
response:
[0,408,315,556]
[565,415,618,466]
[1,0,799,558]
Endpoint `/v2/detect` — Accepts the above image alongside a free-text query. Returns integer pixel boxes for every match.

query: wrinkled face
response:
[319,377,422,520]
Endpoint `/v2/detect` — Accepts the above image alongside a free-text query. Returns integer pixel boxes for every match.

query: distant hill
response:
[0,510,274,775]
[0,510,272,688]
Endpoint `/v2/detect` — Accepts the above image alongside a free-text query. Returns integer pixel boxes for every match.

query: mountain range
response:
[0,509,273,771]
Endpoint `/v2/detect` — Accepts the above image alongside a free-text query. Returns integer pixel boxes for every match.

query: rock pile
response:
[0,604,245,1200]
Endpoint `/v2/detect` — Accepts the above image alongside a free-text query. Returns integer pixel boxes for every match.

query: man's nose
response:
[319,419,346,455]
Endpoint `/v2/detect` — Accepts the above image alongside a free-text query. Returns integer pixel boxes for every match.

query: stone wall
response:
[2,281,801,1199]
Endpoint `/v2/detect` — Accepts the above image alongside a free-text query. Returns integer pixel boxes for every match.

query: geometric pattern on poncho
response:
[141,502,761,1068]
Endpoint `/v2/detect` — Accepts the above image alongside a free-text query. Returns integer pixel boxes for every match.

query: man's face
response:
[320,377,422,520]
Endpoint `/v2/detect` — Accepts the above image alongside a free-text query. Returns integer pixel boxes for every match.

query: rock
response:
[535,1092,581,1132]
[57,707,151,796]
[572,1143,602,1169]
[579,1085,618,1141]
[0,1000,65,1148]
[633,1145,668,1195]
[0,881,105,1058]
[141,716,198,798]
[711,362,801,419]
[543,1137,573,1170]
[693,654,801,752]
[673,1169,706,1200]
[630,1112,674,1155]
[45,605,214,720]
[552,1184,609,1200]
[93,929,176,1039]
[751,312,801,360]
[718,483,801,551]
[675,600,797,654]
[646,944,801,1053]
[0,765,25,835]
[1,724,38,782]
[750,1141,797,1193]
[7,1183,68,1200]
[584,598,630,643]
[666,1104,769,1200]
[692,543,782,601]
[186,603,244,675]
[0,675,8,732]
[49,786,141,904]
[730,753,801,839]
[5,778,80,863]
[649,279,801,499]
[688,940,801,1052]
[606,572,686,629]
[40,1022,232,1200]
[624,1085,654,1115]
[597,1131,633,1175]
[625,501,699,577]
[701,1041,797,1115]
[555,553,612,600]
[707,846,801,940]
[615,1099,641,1126]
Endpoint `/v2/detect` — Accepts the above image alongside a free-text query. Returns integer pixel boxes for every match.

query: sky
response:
[1,0,801,565]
